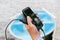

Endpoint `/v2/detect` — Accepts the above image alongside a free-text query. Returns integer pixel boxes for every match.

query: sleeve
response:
[36,36,44,40]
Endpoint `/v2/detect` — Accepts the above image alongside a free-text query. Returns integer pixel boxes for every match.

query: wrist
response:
[31,33,40,40]
[32,35,40,40]
[36,34,40,40]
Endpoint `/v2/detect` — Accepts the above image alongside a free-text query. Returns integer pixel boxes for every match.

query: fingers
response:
[34,13,39,18]
[27,16,32,25]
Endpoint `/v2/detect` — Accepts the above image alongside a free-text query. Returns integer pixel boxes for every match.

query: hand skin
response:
[25,16,40,40]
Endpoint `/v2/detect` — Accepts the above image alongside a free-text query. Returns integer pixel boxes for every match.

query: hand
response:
[25,16,40,40]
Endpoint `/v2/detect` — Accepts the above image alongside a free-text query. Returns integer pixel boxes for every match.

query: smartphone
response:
[22,7,34,18]
[22,7,43,31]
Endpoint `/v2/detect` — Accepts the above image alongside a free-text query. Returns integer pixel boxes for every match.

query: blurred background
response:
[0,0,60,40]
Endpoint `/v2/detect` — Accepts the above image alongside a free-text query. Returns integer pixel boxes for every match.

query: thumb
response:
[27,16,32,25]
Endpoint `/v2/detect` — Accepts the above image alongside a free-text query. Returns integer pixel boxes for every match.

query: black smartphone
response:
[22,7,34,18]
[21,7,43,31]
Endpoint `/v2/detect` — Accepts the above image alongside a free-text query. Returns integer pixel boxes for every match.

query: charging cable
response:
[5,19,45,40]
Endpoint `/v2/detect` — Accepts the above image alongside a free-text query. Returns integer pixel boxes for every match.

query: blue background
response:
[9,10,55,40]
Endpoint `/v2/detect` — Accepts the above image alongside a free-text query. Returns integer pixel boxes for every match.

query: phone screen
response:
[22,7,34,16]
